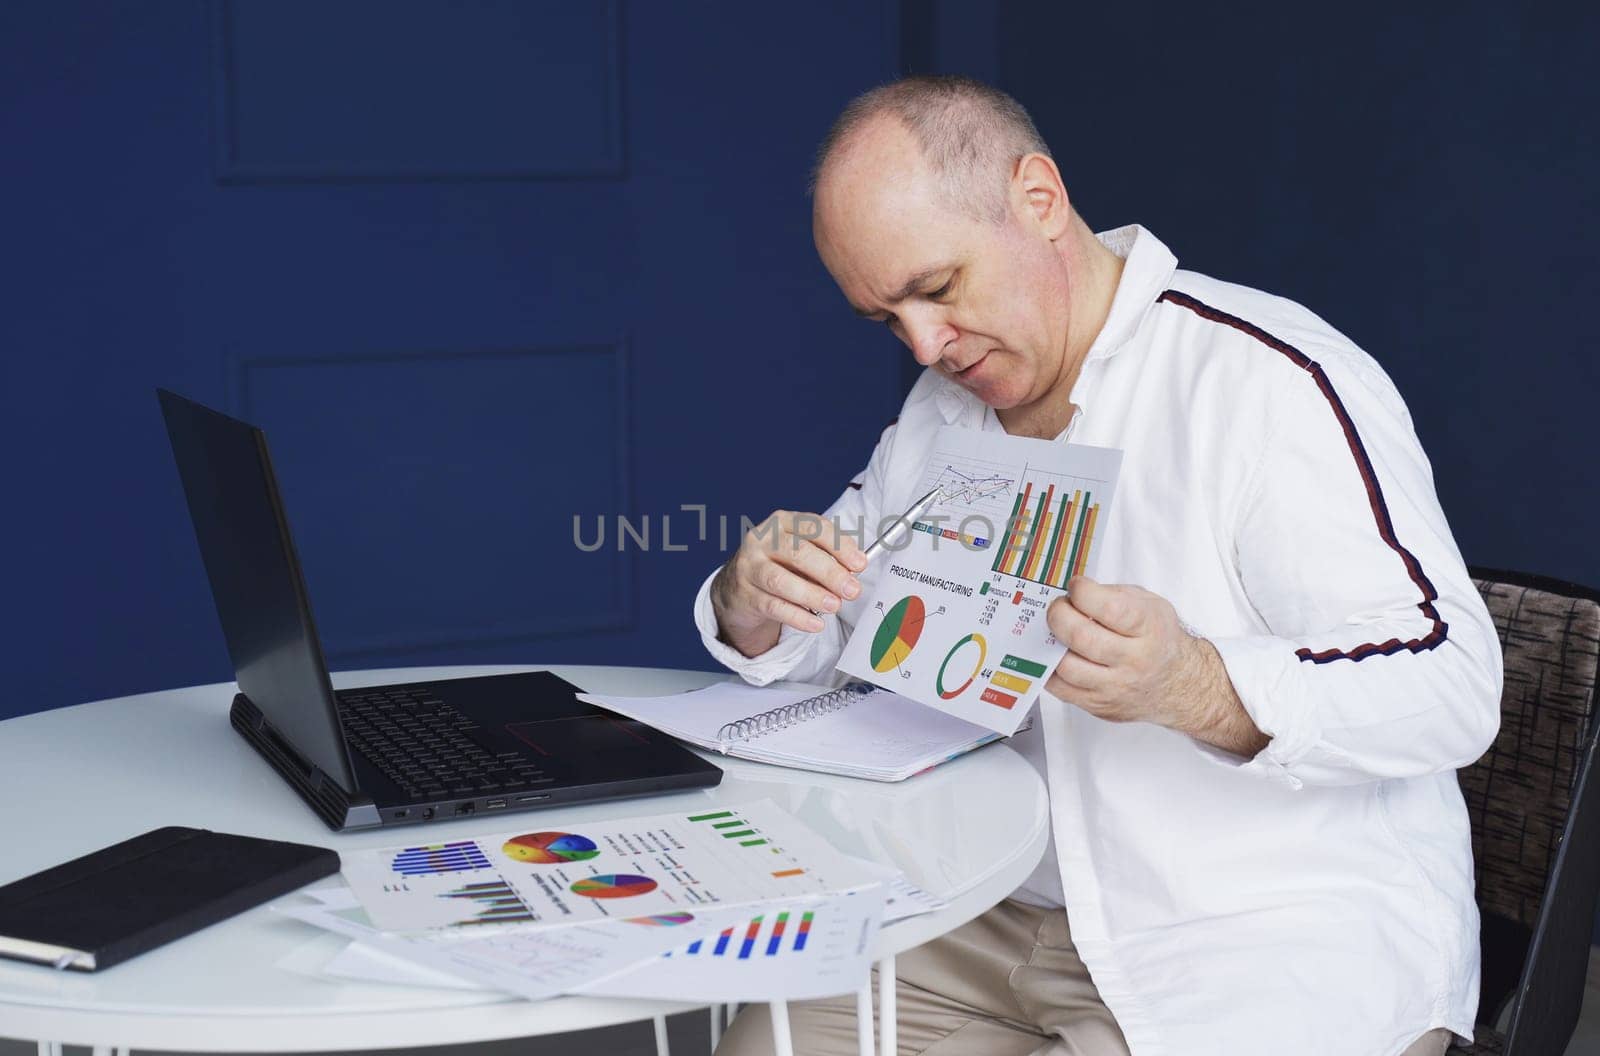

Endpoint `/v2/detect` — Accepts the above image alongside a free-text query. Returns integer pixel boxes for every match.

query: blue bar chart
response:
[391,840,492,876]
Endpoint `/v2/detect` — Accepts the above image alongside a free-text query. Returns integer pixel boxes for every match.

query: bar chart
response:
[991,480,1101,589]
[439,879,537,925]
[679,908,816,960]
[390,840,492,877]
[687,808,771,848]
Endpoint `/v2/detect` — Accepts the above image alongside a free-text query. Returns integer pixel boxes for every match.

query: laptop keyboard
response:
[337,686,551,801]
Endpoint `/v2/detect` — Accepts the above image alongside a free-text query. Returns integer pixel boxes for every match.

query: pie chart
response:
[627,912,696,926]
[870,595,926,673]
[936,633,987,699]
[570,873,658,899]
[502,832,600,864]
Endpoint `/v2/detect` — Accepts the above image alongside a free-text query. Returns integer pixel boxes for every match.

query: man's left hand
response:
[1045,576,1269,756]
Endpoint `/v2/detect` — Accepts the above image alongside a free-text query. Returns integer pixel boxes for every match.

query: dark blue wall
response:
[995,2,1600,593]
[4,2,1595,721]
[1,1,907,718]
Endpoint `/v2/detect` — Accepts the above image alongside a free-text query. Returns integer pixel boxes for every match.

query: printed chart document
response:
[577,886,887,1002]
[306,869,943,994]
[340,799,881,933]
[322,937,483,991]
[276,895,735,1001]
[286,886,886,1003]
[839,426,1122,735]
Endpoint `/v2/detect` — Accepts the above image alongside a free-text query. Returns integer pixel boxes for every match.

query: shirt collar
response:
[1087,224,1178,360]
[934,224,1179,424]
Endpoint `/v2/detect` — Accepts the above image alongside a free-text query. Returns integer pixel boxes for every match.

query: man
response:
[695,76,1501,1056]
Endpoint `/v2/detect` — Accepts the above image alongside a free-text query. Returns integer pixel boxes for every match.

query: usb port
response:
[454,802,475,816]
[514,793,551,803]
[486,798,508,810]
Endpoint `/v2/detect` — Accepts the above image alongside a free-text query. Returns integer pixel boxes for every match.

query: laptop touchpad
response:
[503,716,656,759]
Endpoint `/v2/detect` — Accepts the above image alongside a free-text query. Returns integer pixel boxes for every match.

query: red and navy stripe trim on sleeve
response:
[1156,289,1449,665]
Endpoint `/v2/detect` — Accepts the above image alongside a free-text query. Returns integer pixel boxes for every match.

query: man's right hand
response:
[710,509,868,659]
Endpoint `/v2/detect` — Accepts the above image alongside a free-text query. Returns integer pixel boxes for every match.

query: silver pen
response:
[863,485,945,559]
[810,486,944,616]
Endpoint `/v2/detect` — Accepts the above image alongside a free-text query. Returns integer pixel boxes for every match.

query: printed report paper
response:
[276,898,735,1001]
[340,799,882,933]
[310,869,942,993]
[577,886,887,1002]
[838,425,1122,735]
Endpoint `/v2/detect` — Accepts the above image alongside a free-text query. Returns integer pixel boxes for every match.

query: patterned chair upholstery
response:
[1449,570,1600,1055]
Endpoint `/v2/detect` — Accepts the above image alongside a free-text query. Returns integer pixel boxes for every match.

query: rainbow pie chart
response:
[503,832,600,864]
[571,873,658,899]
[870,596,926,673]
[627,912,695,926]
[937,633,987,699]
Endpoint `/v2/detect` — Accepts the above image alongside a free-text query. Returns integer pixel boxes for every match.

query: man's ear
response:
[1014,153,1072,240]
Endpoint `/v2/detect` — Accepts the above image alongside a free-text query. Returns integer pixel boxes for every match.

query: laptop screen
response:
[157,389,356,791]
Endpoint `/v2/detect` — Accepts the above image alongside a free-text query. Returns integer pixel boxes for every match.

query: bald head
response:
[810,76,1051,224]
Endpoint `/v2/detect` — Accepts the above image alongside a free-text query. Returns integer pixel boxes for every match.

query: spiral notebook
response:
[576,682,1005,782]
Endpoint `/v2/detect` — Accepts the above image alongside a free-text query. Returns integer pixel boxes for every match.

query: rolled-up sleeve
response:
[692,568,838,685]
[691,421,899,688]
[1204,349,1502,788]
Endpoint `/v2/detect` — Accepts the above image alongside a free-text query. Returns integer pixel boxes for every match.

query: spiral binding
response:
[716,682,876,744]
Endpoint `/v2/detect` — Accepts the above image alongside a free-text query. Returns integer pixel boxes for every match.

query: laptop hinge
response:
[230,693,381,830]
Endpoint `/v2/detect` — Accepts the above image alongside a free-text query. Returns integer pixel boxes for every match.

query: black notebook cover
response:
[0,826,340,971]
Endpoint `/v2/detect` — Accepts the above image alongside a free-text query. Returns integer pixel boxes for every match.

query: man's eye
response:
[929,280,953,299]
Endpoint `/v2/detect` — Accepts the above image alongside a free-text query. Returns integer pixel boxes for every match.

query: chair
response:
[1450,568,1600,1055]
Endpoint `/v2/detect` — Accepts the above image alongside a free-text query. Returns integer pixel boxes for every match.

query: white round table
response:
[0,664,1049,1053]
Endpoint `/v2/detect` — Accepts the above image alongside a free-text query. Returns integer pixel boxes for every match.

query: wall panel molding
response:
[210,0,624,183]
[226,341,634,657]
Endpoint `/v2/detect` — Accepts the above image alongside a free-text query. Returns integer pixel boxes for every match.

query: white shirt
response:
[981,402,1070,910]
[692,226,1502,1055]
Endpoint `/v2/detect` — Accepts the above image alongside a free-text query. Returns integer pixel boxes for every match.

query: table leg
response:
[710,1004,723,1051]
[855,980,875,1056]
[769,1000,794,1056]
[877,954,896,1056]
[653,1013,671,1056]
[35,1038,124,1054]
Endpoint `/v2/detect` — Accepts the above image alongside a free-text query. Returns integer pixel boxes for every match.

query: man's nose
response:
[903,314,957,367]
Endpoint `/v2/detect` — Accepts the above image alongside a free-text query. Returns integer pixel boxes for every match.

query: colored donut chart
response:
[502,832,600,864]
[936,633,988,699]
[570,873,658,899]
[870,596,926,673]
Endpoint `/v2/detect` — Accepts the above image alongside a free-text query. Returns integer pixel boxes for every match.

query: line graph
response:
[929,464,1013,506]
[917,452,1017,522]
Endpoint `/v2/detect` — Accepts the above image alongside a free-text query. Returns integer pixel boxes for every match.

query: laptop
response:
[156,389,722,831]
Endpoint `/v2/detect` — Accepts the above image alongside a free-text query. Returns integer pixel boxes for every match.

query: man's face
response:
[812,121,1070,411]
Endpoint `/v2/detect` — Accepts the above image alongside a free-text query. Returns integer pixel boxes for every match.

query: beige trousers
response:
[715,898,1453,1056]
